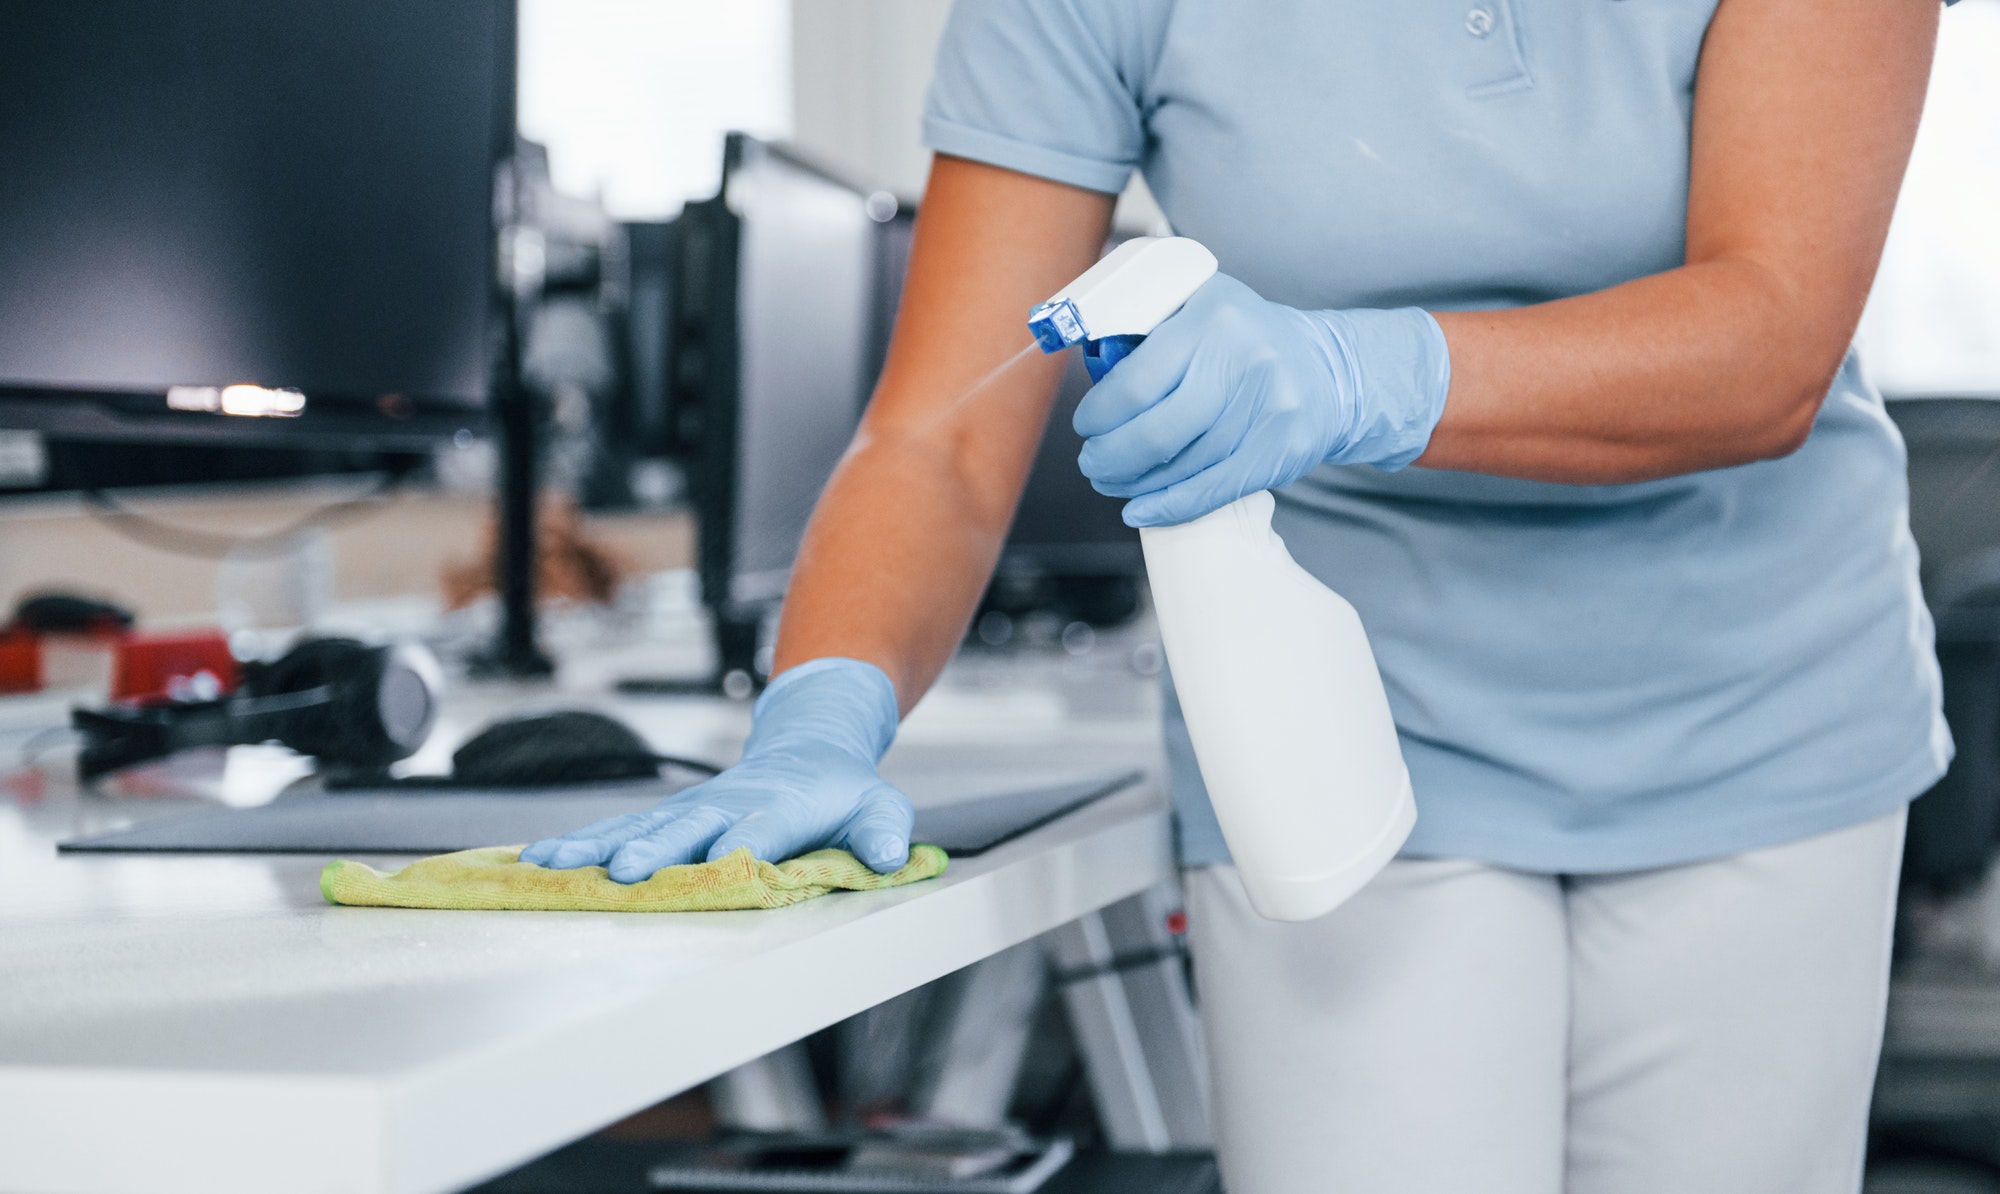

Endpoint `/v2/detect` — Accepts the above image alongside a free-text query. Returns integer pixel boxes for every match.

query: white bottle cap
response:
[1028,237,1218,352]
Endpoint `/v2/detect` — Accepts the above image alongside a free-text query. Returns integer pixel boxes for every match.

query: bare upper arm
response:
[1684,0,1937,368]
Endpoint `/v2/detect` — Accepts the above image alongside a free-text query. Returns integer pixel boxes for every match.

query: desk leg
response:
[911,940,1047,1127]
[1046,882,1213,1152]
[709,1042,828,1133]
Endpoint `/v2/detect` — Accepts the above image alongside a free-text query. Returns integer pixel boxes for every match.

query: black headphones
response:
[73,637,440,783]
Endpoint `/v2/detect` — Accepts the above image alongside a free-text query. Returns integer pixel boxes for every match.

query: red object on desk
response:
[0,631,41,694]
[111,631,238,703]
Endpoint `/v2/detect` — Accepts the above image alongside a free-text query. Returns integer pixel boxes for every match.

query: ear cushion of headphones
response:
[361,649,439,761]
[244,637,374,699]
[251,638,439,768]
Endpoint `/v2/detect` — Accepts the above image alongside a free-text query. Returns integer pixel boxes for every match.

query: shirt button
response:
[1465,6,1495,36]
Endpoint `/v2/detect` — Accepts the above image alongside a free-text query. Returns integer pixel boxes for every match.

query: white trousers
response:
[1184,807,1907,1194]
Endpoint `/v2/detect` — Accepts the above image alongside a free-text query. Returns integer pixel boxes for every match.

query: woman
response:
[528,0,1951,1188]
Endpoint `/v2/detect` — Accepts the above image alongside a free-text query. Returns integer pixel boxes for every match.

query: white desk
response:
[0,635,1172,1194]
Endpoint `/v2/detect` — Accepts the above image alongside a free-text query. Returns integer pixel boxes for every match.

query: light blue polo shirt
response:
[923,0,1952,872]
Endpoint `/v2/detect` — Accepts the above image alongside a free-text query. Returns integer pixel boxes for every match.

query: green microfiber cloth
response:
[320,844,948,912]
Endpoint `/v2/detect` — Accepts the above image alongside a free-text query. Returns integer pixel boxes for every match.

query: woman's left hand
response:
[1072,273,1450,528]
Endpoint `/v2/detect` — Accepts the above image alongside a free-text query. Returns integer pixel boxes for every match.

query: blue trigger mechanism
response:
[1082,335,1144,383]
[1028,297,1145,382]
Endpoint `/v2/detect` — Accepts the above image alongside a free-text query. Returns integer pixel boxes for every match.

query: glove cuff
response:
[1304,306,1452,471]
[747,657,901,763]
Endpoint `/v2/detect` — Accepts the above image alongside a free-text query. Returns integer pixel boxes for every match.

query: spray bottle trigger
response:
[1083,335,1146,383]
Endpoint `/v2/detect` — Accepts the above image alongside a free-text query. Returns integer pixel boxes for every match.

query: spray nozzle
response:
[1027,298,1087,352]
[1027,236,1220,366]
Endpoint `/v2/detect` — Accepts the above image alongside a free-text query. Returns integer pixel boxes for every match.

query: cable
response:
[1048,943,1191,988]
[10,724,76,771]
[321,751,722,791]
[79,474,405,560]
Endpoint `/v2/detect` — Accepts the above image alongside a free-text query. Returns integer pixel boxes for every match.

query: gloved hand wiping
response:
[1072,274,1450,528]
[519,657,913,883]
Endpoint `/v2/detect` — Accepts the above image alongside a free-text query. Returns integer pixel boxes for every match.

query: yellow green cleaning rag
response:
[320,844,948,912]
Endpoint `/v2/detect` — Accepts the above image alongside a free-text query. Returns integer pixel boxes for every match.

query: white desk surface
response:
[0,627,1171,1194]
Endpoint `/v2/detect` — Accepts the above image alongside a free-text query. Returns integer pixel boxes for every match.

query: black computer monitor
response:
[621,221,680,468]
[650,135,883,691]
[624,139,1143,693]
[0,0,512,453]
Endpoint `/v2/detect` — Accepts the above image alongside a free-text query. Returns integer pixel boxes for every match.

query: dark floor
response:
[471,1142,1220,1194]
[1866,1162,2000,1194]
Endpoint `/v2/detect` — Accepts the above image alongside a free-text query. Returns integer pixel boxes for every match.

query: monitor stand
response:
[615,609,763,700]
[467,371,554,679]
[469,166,554,680]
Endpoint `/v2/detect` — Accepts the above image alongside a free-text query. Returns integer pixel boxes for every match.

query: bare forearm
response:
[774,363,1064,708]
[1423,258,1843,482]
[771,157,1112,710]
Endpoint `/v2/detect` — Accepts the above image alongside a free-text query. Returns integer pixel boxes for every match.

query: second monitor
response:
[632,135,1141,695]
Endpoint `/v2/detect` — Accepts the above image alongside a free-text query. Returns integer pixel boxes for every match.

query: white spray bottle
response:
[1029,237,1414,921]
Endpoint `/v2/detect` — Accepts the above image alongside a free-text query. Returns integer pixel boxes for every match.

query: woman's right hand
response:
[1073,274,1449,528]
[525,161,1115,887]
[518,658,914,883]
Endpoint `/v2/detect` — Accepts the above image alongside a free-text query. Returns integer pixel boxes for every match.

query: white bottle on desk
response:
[1029,238,1415,922]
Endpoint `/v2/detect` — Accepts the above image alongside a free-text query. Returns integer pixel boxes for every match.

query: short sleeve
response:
[922,0,1170,195]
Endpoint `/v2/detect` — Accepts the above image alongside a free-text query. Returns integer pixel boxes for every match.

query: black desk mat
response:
[58,769,1143,858]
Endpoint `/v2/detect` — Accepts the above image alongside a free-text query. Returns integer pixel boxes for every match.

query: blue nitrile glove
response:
[1072,273,1451,528]
[518,658,913,883]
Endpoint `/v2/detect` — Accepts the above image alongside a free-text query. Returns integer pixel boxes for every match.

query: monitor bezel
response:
[0,0,517,452]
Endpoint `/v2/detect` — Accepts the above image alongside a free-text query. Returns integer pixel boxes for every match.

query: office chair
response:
[1888,398,2000,894]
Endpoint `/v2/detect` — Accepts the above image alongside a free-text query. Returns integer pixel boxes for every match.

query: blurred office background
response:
[0,1,1996,1189]
[1857,6,2000,1192]
[0,5,1185,1183]
[0,0,1169,645]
